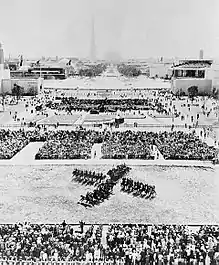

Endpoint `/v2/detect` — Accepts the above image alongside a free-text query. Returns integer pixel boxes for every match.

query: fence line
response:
[0,261,124,265]
[0,123,218,129]
[122,123,187,128]
[0,223,212,226]
[0,259,218,265]
[0,124,26,128]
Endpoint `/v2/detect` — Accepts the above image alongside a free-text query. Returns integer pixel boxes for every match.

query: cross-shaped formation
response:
[72,165,156,208]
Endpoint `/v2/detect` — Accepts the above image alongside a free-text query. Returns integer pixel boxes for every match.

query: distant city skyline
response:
[1,0,219,60]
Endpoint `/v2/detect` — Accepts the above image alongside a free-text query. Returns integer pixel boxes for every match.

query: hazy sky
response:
[0,0,219,59]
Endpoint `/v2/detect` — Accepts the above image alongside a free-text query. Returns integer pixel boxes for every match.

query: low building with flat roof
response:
[171,59,219,95]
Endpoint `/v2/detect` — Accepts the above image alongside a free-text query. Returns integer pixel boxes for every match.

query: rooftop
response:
[173,60,213,69]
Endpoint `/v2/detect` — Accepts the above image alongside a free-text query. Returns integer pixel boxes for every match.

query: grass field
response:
[0,165,218,224]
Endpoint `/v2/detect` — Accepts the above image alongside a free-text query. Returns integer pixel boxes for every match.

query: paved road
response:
[0,101,37,125]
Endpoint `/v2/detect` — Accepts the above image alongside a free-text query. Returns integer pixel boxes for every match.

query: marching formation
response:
[78,180,115,207]
[76,164,131,208]
[107,164,131,183]
[121,177,157,200]
[72,169,107,186]
[73,164,157,207]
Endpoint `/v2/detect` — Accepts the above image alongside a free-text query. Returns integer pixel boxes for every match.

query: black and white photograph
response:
[0,0,219,264]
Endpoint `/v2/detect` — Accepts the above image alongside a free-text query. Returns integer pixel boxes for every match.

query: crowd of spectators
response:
[102,130,217,160]
[0,129,47,159]
[0,223,218,264]
[155,131,217,160]
[0,128,216,161]
[102,131,153,160]
[46,98,168,114]
[35,129,104,160]
[0,129,29,159]
[105,224,219,264]
[0,222,103,262]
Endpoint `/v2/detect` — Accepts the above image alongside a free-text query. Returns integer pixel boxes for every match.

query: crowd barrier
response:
[0,124,25,128]
[0,123,218,130]
[122,123,187,128]
[0,261,124,265]
[0,259,218,265]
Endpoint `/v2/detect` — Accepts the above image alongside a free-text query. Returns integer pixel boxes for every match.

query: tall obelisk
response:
[0,43,4,97]
[90,17,96,62]
[0,43,4,75]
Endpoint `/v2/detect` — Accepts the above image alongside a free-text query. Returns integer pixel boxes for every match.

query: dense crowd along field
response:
[101,131,216,160]
[0,129,217,161]
[49,97,169,114]
[0,223,218,264]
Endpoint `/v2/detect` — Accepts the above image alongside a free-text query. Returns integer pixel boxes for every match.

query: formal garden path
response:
[91,143,103,159]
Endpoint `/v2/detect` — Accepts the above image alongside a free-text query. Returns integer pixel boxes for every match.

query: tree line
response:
[78,64,107,77]
[117,64,141,77]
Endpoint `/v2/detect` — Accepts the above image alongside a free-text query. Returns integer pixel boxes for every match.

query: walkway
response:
[195,128,216,147]
[74,112,88,126]
[0,102,26,125]
[0,158,214,168]
[151,145,164,160]
[91,143,103,159]
[101,226,108,248]
[10,142,45,164]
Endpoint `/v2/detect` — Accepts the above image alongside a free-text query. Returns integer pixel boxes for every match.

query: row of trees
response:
[12,84,38,98]
[78,64,107,77]
[117,64,141,77]
[176,86,219,100]
[1,84,37,111]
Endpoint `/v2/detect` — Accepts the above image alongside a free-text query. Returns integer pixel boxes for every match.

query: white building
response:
[171,59,219,95]
[0,43,10,94]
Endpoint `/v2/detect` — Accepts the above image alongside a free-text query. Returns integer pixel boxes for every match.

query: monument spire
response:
[0,43,4,65]
[0,43,4,76]
[90,16,96,62]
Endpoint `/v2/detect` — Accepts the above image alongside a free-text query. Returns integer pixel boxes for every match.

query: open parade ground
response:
[0,164,218,224]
